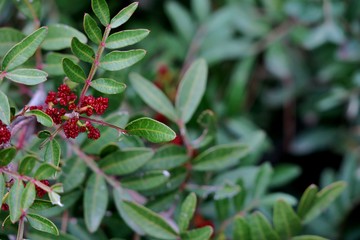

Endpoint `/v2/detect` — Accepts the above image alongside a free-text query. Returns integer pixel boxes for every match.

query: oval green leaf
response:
[6,68,47,85]
[71,37,95,63]
[100,49,146,71]
[250,212,280,240]
[297,184,318,219]
[2,27,47,71]
[0,28,25,57]
[192,143,248,171]
[42,24,87,50]
[99,148,154,175]
[44,139,61,167]
[110,2,138,29]
[84,13,102,44]
[91,78,126,94]
[120,200,178,239]
[273,200,301,239]
[84,173,108,233]
[130,73,177,122]
[91,0,110,26]
[18,155,38,176]
[303,181,346,223]
[0,147,17,167]
[233,216,251,240]
[106,29,149,49]
[142,144,188,171]
[0,90,10,125]
[27,213,59,235]
[62,58,86,83]
[181,226,213,240]
[21,182,36,211]
[178,193,197,233]
[35,163,59,180]
[125,117,176,143]
[9,179,24,223]
[122,170,170,191]
[175,59,208,123]
[25,109,53,127]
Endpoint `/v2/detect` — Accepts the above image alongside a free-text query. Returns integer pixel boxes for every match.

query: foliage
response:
[0,0,357,239]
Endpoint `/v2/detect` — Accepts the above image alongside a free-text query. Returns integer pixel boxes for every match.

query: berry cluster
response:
[0,120,11,144]
[31,84,108,140]
[35,180,50,198]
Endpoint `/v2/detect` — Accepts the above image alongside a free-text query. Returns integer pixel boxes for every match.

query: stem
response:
[0,168,52,193]
[63,137,121,189]
[78,25,112,106]
[16,216,25,240]
[78,116,127,134]
[61,210,69,233]
[177,120,193,157]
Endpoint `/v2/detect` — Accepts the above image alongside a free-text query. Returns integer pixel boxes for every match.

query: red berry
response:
[0,121,11,144]
[1,203,9,211]
[35,180,50,198]
[193,213,215,232]
[45,108,66,124]
[93,97,108,115]
[63,118,80,139]
[158,64,168,76]
[86,122,101,140]
[154,113,168,124]
[171,135,183,146]
[45,91,57,104]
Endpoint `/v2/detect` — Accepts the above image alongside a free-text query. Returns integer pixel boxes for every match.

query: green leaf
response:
[43,53,78,76]
[21,182,35,211]
[303,181,346,223]
[175,59,208,123]
[62,58,86,83]
[12,0,41,20]
[100,49,146,71]
[91,78,126,94]
[261,193,298,207]
[35,163,59,180]
[273,200,301,239]
[129,73,178,122]
[110,2,138,29]
[165,1,195,43]
[0,90,10,125]
[0,147,16,166]
[99,148,154,175]
[181,226,213,240]
[122,171,170,191]
[120,200,178,239]
[27,213,59,235]
[42,24,87,50]
[25,109,53,127]
[178,193,197,233]
[1,27,47,71]
[91,0,110,26]
[192,143,248,171]
[59,157,87,192]
[106,29,149,49]
[18,155,38,176]
[84,13,102,44]
[214,183,241,200]
[84,173,108,232]
[0,28,25,57]
[71,37,95,63]
[125,117,176,143]
[291,236,329,240]
[5,68,47,85]
[297,184,318,219]
[142,144,188,171]
[44,139,61,167]
[250,212,280,240]
[233,216,251,240]
[270,164,301,188]
[191,0,210,22]
[254,163,273,199]
[113,188,145,235]
[9,179,24,223]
